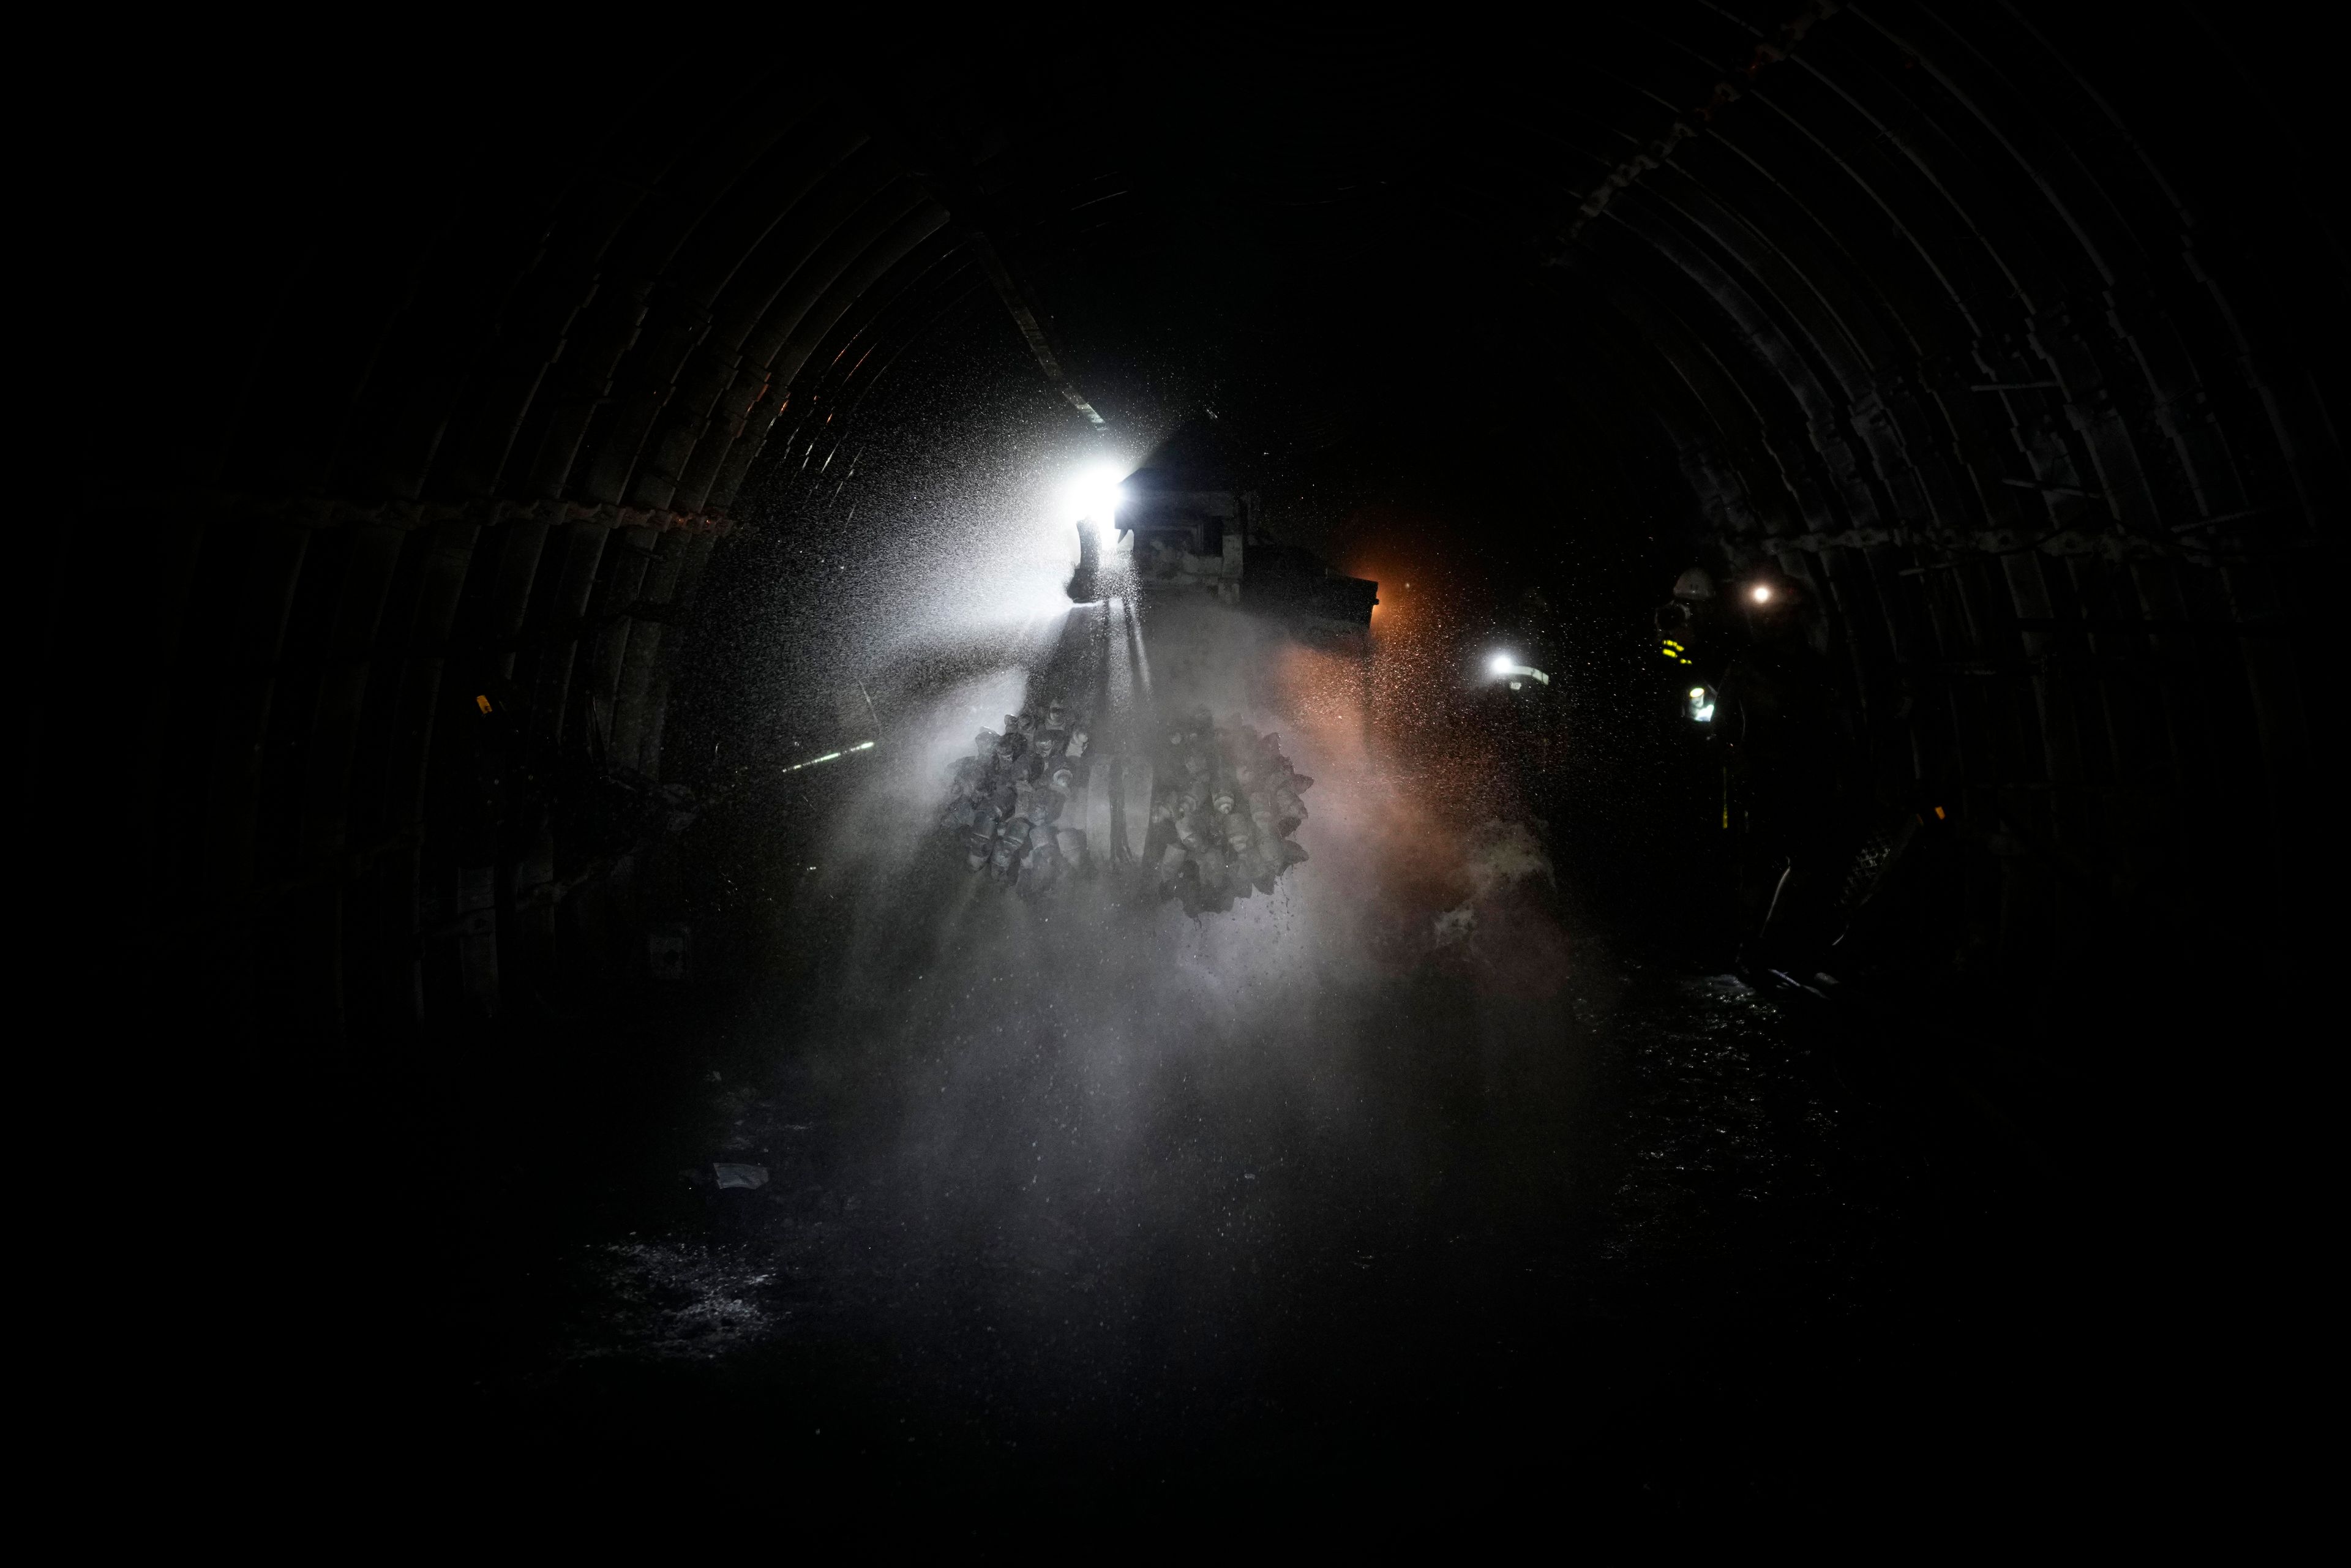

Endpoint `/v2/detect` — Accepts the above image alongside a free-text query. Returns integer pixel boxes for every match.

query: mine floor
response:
[234,603,2122,1534]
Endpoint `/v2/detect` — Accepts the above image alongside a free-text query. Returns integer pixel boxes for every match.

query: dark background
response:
[48,6,2335,1536]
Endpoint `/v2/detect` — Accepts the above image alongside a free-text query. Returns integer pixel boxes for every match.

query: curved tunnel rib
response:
[58,9,2335,1048]
[44,16,2338,1511]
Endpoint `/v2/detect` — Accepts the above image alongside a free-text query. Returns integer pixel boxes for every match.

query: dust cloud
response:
[683,589,1584,1452]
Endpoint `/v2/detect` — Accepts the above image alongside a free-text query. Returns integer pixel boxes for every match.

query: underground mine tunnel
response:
[58,6,2333,1532]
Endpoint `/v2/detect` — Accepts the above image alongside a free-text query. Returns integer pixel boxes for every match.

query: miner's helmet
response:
[1051,765,1074,791]
[1658,566,1718,634]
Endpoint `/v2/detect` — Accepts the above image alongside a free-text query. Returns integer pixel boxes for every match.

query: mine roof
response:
[1125,414,1251,492]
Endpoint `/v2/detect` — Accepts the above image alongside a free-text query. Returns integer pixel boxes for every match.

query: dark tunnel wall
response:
[1532,4,2339,1023]
[51,5,2337,1057]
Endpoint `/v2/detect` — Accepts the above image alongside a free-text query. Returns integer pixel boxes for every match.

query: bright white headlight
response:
[1064,463,1127,523]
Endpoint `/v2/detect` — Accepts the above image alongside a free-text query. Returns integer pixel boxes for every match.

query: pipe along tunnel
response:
[53,9,2335,1532]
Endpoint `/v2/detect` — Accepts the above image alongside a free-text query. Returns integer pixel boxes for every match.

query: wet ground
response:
[244,597,2121,1536]
[310,929,2105,1538]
